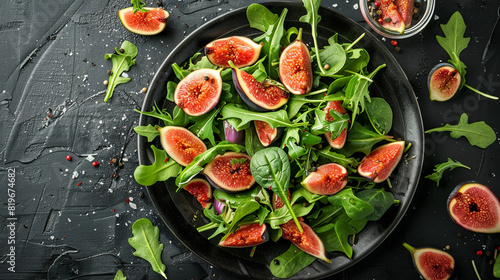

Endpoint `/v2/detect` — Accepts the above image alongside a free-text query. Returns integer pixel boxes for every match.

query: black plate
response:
[138,2,424,279]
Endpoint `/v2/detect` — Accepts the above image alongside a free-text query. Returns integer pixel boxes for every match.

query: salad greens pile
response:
[133,1,406,278]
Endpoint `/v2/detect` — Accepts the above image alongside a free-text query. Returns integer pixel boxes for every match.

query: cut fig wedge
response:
[184,178,212,209]
[302,163,348,195]
[279,28,313,95]
[118,7,169,35]
[323,100,348,149]
[203,152,255,192]
[255,120,282,147]
[219,223,268,248]
[375,0,405,34]
[428,63,461,102]
[205,36,262,68]
[447,182,500,233]
[158,126,207,166]
[358,141,405,183]
[403,242,455,280]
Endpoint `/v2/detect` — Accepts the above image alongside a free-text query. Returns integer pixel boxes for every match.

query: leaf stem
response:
[345,33,365,52]
[464,83,499,100]
[471,260,482,280]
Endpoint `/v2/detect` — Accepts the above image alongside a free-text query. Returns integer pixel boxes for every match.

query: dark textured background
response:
[1,0,499,279]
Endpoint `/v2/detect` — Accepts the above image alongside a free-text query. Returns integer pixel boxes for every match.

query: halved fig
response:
[118,7,169,35]
[358,141,405,183]
[174,68,222,116]
[255,120,282,147]
[301,163,348,195]
[273,193,330,263]
[447,182,500,233]
[279,28,313,95]
[205,36,262,68]
[158,126,207,166]
[395,0,414,28]
[403,242,455,280]
[218,223,268,248]
[231,64,289,111]
[203,152,255,192]
[375,0,405,34]
[323,100,348,149]
[184,178,212,209]
[428,63,461,102]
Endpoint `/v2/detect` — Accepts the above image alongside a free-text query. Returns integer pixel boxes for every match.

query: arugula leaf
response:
[134,124,160,142]
[258,8,287,80]
[128,218,167,279]
[425,158,470,186]
[425,113,496,148]
[175,141,245,187]
[300,0,324,74]
[133,145,182,186]
[131,0,147,13]
[251,147,303,232]
[221,103,306,130]
[103,41,138,102]
[220,200,261,241]
[134,102,174,126]
[286,94,325,119]
[188,104,222,146]
[340,122,392,156]
[114,270,127,280]
[310,108,350,139]
[315,146,359,168]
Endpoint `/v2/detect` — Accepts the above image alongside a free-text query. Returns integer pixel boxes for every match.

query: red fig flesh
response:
[323,100,348,149]
[357,141,405,183]
[428,63,461,102]
[158,126,207,166]
[219,223,268,248]
[403,243,455,280]
[118,7,169,35]
[203,152,255,192]
[174,68,222,116]
[375,0,405,34]
[447,182,500,233]
[183,178,212,209]
[301,163,348,195]
[279,28,313,95]
[205,36,262,68]
[254,120,278,147]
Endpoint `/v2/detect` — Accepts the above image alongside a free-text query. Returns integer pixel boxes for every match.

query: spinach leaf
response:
[244,124,265,157]
[134,124,160,142]
[328,188,374,220]
[114,270,126,280]
[221,103,306,130]
[340,122,392,156]
[314,39,346,77]
[425,113,496,148]
[104,41,138,102]
[317,219,356,257]
[246,3,279,32]
[308,204,344,228]
[365,97,393,135]
[327,76,352,95]
[251,147,303,232]
[128,218,167,279]
[172,105,190,127]
[166,81,177,102]
[425,158,470,186]
[356,188,395,221]
[494,254,500,277]
[339,48,370,75]
[188,104,222,146]
[270,244,316,278]
[300,0,325,74]
[175,141,245,187]
[213,186,272,210]
[134,145,182,186]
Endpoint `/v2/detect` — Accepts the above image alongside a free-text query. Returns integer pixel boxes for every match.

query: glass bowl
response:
[359,0,435,39]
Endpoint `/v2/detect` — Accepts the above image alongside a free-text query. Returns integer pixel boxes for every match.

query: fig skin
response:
[254,120,283,147]
[183,178,212,209]
[403,243,454,280]
[428,63,461,102]
[203,152,255,193]
[158,126,207,166]
[357,141,405,183]
[205,36,262,68]
[447,182,500,233]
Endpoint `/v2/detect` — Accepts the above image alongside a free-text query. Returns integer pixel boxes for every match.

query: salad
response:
[134,2,410,278]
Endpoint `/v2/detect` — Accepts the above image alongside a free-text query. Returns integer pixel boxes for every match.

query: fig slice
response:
[184,178,212,209]
[447,182,500,233]
[254,120,282,147]
[428,63,461,102]
[279,28,313,95]
[301,163,348,195]
[231,63,289,111]
[395,0,414,28]
[174,68,222,116]
[403,242,455,280]
[375,0,405,34]
[205,36,262,68]
[357,141,405,183]
[218,223,268,248]
[203,152,255,192]
[323,100,348,149]
[118,7,169,35]
[158,126,207,166]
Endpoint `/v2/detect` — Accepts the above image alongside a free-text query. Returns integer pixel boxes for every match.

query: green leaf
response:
[314,40,346,77]
[246,3,279,32]
[425,113,496,148]
[425,158,471,186]
[256,8,287,80]
[220,200,261,241]
[315,146,359,168]
[310,108,350,139]
[340,122,392,156]
[131,0,147,13]
[188,104,222,146]
[128,218,167,279]
[114,270,127,280]
[133,145,182,186]
[328,188,374,220]
[134,102,174,126]
[286,94,324,119]
[356,188,395,221]
[134,124,160,142]
[104,41,138,102]
[221,103,306,130]
[175,141,245,187]
[270,244,316,278]
[436,11,470,61]
[300,0,324,73]
[317,219,356,257]
[365,97,393,135]
[494,254,500,277]
[244,124,265,157]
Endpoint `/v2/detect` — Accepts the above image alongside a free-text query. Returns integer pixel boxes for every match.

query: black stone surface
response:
[1,0,499,279]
